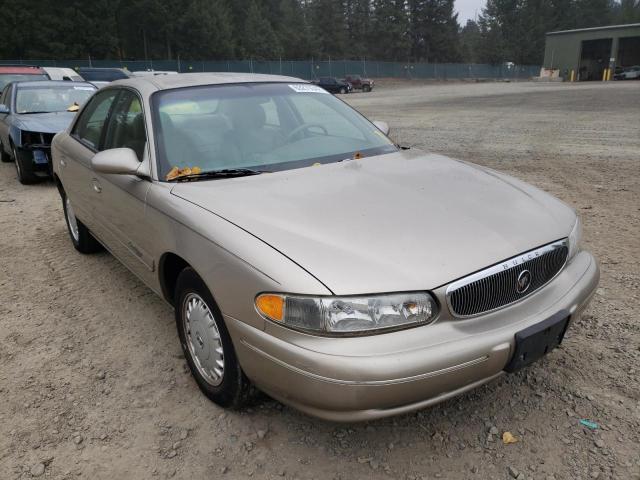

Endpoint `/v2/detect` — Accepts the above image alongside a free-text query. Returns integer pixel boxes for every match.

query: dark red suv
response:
[0,66,49,90]
[343,74,374,92]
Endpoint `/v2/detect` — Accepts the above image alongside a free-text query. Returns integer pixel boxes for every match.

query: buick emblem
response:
[516,270,532,293]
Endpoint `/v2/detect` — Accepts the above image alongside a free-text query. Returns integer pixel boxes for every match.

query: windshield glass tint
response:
[152,83,396,179]
[16,84,95,113]
[0,74,48,90]
[80,70,128,81]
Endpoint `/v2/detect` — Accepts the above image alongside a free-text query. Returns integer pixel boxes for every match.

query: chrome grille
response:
[446,239,569,317]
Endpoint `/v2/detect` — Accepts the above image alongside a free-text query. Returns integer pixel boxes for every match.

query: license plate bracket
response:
[504,310,570,373]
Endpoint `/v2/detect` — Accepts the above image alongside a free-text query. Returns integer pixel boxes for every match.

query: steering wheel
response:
[285,123,329,143]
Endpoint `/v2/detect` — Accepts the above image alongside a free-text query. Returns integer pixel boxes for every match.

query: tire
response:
[61,190,103,254]
[363,85,371,92]
[339,87,346,94]
[13,146,39,184]
[0,141,11,162]
[175,267,251,409]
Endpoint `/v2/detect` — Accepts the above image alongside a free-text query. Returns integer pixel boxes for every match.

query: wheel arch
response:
[158,252,192,306]
[53,172,65,197]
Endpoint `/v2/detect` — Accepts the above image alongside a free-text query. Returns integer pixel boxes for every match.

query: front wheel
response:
[61,191,103,253]
[363,85,371,92]
[175,268,251,408]
[0,141,11,162]
[13,146,38,184]
[339,87,346,94]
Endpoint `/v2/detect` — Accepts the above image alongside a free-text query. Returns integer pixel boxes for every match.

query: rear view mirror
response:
[0,104,9,114]
[373,120,390,136]
[91,148,140,175]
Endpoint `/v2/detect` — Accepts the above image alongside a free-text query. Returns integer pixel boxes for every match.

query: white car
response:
[131,70,178,77]
[42,67,85,82]
[614,65,640,80]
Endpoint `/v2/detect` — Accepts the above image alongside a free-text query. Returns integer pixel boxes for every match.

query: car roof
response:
[0,66,46,74]
[78,67,127,72]
[110,72,308,92]
[43,66,78,73]
[12,80,96,88]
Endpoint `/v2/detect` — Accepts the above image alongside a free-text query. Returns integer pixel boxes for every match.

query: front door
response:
[0,85,13,153]
[90,89,155,285]
[61,88,120,230]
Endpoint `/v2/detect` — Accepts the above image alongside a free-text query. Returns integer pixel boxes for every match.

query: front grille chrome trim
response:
[446,239,569,318]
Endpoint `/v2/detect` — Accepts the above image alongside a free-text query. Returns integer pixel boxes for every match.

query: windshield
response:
[15,84,96,114]
[0,74,48,90]
[152,82,396,180]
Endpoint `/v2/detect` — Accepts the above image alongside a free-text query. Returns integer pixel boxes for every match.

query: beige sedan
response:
[51,73,599,421]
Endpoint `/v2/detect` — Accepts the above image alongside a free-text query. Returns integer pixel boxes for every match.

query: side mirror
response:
[373,120,390,136]
[0,104,9,115]
[91,148,140,175]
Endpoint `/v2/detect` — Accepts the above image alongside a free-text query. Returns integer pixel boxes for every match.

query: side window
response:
[102,90,146,161]
[0,86,7,106]
[72,90,118,150]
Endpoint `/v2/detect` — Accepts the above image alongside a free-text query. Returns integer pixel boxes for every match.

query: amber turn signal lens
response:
[255,294,284,321]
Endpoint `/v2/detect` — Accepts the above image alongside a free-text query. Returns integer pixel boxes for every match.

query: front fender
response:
[9,124,22,148]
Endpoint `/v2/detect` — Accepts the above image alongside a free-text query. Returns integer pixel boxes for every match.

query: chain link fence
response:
[0,59,540,80]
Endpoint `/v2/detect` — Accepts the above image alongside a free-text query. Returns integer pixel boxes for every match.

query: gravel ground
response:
[0,80,639,480]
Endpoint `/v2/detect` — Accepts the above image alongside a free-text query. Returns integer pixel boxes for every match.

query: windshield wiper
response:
[169,168,264,182]
[20,111,54,115]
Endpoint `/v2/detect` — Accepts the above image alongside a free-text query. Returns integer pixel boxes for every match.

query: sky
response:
[456,0,485,24]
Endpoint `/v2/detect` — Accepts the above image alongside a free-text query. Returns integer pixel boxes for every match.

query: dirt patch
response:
[1,81,638,479]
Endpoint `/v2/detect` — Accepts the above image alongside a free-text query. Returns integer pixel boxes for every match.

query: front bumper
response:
[15,145,52,176]
[226,250,599,422]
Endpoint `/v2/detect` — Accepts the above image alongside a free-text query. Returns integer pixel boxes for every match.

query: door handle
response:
[92,179,102,193]
[59,158,66,168]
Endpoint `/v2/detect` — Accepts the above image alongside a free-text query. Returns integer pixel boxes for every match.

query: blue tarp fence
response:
[1,59,541,80]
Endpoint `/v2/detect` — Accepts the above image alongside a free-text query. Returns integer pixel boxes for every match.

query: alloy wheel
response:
[65,196,80,242]
[13,148,21,179]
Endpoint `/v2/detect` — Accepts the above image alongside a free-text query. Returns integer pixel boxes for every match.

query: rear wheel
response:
[175,268,251,409]
[13,146,38,184]
[61,191,103,254]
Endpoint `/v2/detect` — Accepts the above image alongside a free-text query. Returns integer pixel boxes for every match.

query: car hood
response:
[14,112,76,134]
[171,149,575,294]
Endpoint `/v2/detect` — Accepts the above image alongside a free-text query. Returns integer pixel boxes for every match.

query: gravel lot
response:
[1,80,638,480]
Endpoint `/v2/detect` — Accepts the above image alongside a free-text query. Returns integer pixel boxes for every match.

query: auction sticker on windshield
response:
[288,84,328,94]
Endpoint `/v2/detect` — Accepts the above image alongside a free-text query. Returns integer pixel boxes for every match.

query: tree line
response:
[1,0,639,65]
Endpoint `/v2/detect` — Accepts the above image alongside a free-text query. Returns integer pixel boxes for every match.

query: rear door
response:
[60,88,119,230]
[90,89,155,283]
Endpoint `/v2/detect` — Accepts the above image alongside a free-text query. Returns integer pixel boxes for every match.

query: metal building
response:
[543,23,640,80]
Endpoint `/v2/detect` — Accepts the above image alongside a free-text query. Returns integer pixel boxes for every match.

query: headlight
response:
[256,292,438,335]
[567,216,582,260]
[21,131,44,146]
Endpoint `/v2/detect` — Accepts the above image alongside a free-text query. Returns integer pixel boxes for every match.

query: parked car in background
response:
[313,76,352,94]
[52,73,598,421]
[613,65,640,80]
[43,67,85,82]
[343,74,374,92]
[77,67,130,88]
[0,80,96,183]
[131,70,178,77]
[0,65,49,90]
